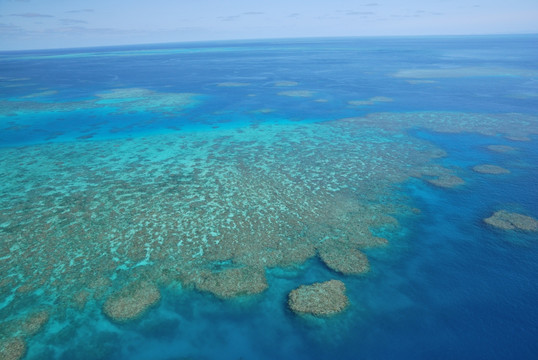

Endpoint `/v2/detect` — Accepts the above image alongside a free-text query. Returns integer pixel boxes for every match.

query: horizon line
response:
[2,32,538,53]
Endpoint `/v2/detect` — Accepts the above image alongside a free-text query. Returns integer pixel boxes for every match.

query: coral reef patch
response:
[288,280,349,316]
[0,310,49,360]
[0,87,199,117]
[484,210,538,232]
[0,338,26,360]
[183,267,268,299]
[473,164,510,174]
[318,246,370,275]
[486,145,516,153]
[274,81,298,87]
[217,82,250,87]
[348,96,393,106]
[103,281,161,322]
[277,90,315,97]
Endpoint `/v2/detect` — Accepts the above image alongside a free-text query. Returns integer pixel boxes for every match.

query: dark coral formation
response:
[0,338,26,360]
[472,164,510,174]
[103,281,161,322]
[288,280,349,316]
[484,210,538,232]
[427,175,465,188]
[184,267,268,299]
[18,310,49,337]
[318,246,370,275]
[0,310,49,360]
[486,145,516,153]
[337,112,538,143]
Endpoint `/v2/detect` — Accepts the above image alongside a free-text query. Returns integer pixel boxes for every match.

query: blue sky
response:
[1,0,537,50]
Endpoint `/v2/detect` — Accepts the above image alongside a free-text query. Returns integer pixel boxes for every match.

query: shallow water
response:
[1,36,537,359]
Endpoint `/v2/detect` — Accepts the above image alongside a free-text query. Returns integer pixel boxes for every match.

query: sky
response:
[0,0,537,50]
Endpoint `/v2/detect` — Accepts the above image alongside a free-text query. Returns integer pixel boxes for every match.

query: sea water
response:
[0,36,537,359]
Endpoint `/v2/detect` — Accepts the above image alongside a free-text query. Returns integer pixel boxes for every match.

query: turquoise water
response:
[1,36,537,359]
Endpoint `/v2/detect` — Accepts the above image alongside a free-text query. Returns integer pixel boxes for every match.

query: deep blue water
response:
[2,36,538,146]
[1,36,537,359]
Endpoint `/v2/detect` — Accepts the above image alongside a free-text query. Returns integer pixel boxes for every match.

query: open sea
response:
[1,35,537,359]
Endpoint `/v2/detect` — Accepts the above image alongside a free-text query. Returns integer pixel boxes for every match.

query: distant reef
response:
[486,145,516,153]
[473,164,510,174]
[484,210,538,232]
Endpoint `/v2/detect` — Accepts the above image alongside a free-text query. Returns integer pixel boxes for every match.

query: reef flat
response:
[0,88,199,117]
[1,108,536,351]
[0,113,445,325]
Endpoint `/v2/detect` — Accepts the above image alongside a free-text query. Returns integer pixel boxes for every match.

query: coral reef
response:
[0,338,26,360]
[103,281,161,322]
[318,246,370,275]
[427,175,465,188]
[0,87,199,117]
[216,82,250,87]
[473,164,510,174]
[277,90,315,97]
[336,112,538,143]
[185,267,268,299]
[348,96,393,106]
[486,145,516,153]
[274,81,298,87]
[0,310,49,360]
[484,210,538,232]
[1,109,536,354]
[19,310,50,337]
[288,280,349,316]
[393,67,538,79]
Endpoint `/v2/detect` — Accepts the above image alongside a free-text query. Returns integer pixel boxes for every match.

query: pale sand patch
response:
[217,82,250,87]
[22,90,58,99]
[274,81,299,87]
[506,135,530,141]
[348,96,393,106]
[252,108,275,114]
[278,90,315,97]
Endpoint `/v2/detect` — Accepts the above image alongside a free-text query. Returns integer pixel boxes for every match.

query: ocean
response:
[0,35,537,359]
